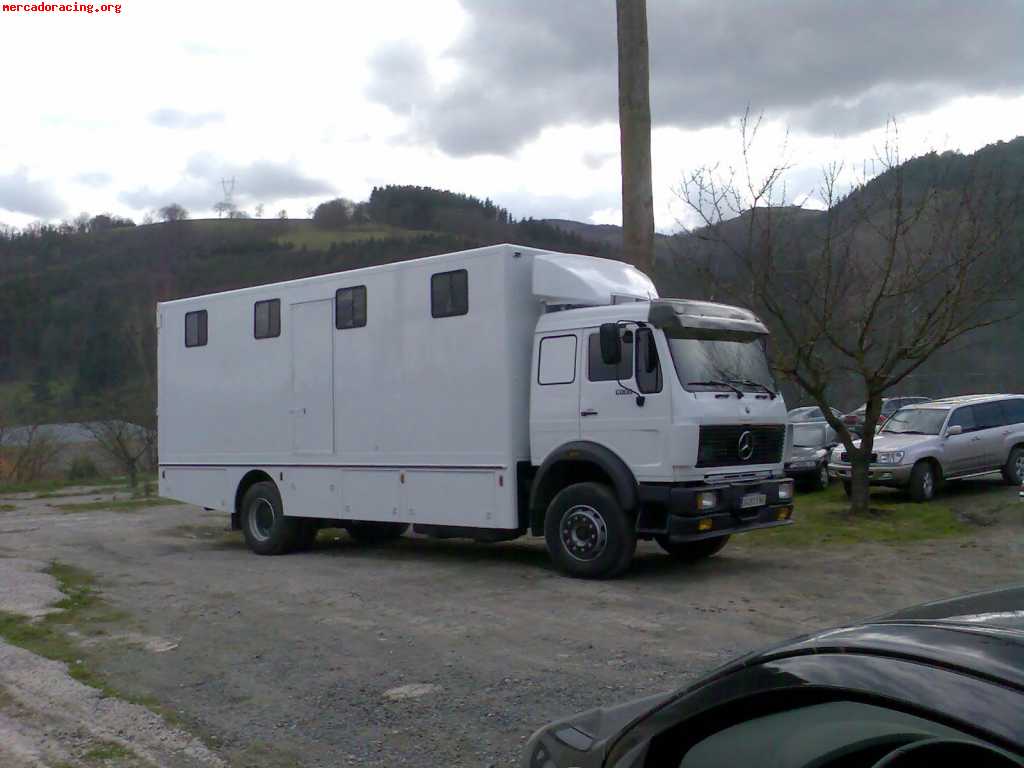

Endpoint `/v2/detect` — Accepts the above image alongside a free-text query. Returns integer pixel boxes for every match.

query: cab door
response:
[530,333,581,462]
[579,326,671,481]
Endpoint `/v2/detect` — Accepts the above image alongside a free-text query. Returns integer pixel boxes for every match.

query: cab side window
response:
[947,406,976,433]
[1003,399,1024,426]
[587,331,633,382]
[974,402,1006,430]
[635,327,662,394]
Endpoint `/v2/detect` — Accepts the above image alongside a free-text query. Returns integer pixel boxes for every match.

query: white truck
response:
[158,244,794,578]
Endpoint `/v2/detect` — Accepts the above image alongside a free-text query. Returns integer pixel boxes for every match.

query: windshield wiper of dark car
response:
[688,380,744,398]
[728,378,778,399]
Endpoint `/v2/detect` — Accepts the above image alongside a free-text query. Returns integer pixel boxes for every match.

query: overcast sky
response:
[1,0,1022,231]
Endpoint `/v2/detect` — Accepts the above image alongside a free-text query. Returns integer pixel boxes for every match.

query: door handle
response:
[581,409,599,417]
[289,407,307,415]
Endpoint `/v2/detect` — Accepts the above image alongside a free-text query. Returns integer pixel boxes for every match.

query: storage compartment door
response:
[290,299,335,454]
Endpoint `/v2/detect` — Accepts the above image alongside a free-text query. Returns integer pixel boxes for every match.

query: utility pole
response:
[616,0,655,276]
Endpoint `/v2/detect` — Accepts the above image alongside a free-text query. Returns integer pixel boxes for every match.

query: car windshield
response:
[793,423,830,447]
[882,408,949,435]
[667,337,776,394]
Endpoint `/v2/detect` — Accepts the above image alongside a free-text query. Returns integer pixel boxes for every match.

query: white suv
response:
[828,394,1024,501]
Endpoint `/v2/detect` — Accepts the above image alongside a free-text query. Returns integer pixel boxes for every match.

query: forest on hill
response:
[1,138,1022,429]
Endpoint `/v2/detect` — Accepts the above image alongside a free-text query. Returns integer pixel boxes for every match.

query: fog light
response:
[698,518,714,532]
[776,507,792,521]
[696,491,718,510]
[778,481,794,501]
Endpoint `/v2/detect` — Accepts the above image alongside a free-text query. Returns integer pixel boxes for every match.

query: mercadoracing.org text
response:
[3,3,122,13]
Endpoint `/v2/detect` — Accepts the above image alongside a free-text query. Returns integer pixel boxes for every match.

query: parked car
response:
[829,394,1024,501]
[785,422,836,491]
[841,396,931,435]
[522,586,1024,768]
[787,405,842,423]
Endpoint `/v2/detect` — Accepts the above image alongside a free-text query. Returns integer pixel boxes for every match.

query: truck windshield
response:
[667,337,776,394]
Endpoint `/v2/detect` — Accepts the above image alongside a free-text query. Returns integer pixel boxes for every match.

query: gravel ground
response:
[0,480,1021,767]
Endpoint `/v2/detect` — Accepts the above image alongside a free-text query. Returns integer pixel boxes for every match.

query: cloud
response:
[148,108,225,130]
[367,0,1024,156]
[0,168,65,218]
[75,171,112,187]
[119,154,334,213]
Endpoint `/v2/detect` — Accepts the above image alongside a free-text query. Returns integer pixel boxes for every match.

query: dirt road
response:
[0,482,1021,767]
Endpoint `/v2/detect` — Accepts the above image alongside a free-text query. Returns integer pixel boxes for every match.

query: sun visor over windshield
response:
[648,299,768,342]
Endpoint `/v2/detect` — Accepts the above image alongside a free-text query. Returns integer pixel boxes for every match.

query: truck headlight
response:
[696,491,719,510]
[875,451,905,465]
[778,480,794,500]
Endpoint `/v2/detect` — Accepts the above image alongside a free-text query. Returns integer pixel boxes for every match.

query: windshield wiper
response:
[728,378,777,399]
[688,380,744,398]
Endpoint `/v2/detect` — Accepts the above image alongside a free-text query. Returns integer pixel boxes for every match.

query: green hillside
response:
[1,139,1022,429]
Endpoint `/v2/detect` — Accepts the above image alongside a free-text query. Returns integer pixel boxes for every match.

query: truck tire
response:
[240,481,299,555]
[908,461,937,503]
[343,521,409,544]
[655,534,730,562]
[1002,446,1024,486]
[544,482,635,579]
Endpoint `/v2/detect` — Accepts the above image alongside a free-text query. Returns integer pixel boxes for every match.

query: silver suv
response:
[828,394,1024,501]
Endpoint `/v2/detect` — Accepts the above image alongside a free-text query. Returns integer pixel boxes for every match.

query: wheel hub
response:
[1015,454,1024,483]
[248,498,276,542]
[560,505,608,562]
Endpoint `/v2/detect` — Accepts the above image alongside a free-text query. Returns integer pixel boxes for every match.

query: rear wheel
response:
[343,521,409,543]
[544,482,635,579]
[908,461,937,503]
[1002,446,1024,486]
[240,481,299,555]
[655,534,730,562]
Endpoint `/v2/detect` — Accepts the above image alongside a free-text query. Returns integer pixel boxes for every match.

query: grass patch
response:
[0,562,127,693]
[274,221,438,250]
[0,477,87,496]
[739,484,970,548]
[83,741,134,762]
[51,497,183,513]
[0,559,205,751]
[0,503,15,511]
[32,484,126,500]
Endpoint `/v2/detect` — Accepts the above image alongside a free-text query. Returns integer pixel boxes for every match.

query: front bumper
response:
[637,478,794,541]
[785,460,823,478]
[828,463,913,487]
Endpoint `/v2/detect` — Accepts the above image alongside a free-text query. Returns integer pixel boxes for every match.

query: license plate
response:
[741,493,767,509]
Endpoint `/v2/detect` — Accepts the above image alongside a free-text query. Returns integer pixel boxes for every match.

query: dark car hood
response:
[875,584,1024,631]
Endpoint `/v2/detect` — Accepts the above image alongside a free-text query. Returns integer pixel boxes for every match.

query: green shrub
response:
[66,456,100,482]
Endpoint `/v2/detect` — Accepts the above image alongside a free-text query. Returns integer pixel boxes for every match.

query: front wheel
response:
[810,463,830,492]
[544,482,635,579]
[1002,446,1024,486]
[655,534,730,562]
[907,461,937,503]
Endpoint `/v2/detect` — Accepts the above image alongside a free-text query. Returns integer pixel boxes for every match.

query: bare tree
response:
[6,425,63,483]
[158,203,188,222]
[213,201,235,218]
[616,0,656,276]
[85,420,149,489]
[255,203,264,218]
[676,115,1022,514]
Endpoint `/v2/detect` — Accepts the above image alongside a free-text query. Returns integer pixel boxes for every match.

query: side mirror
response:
[599,323,621,365]
[946,425,963,437]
